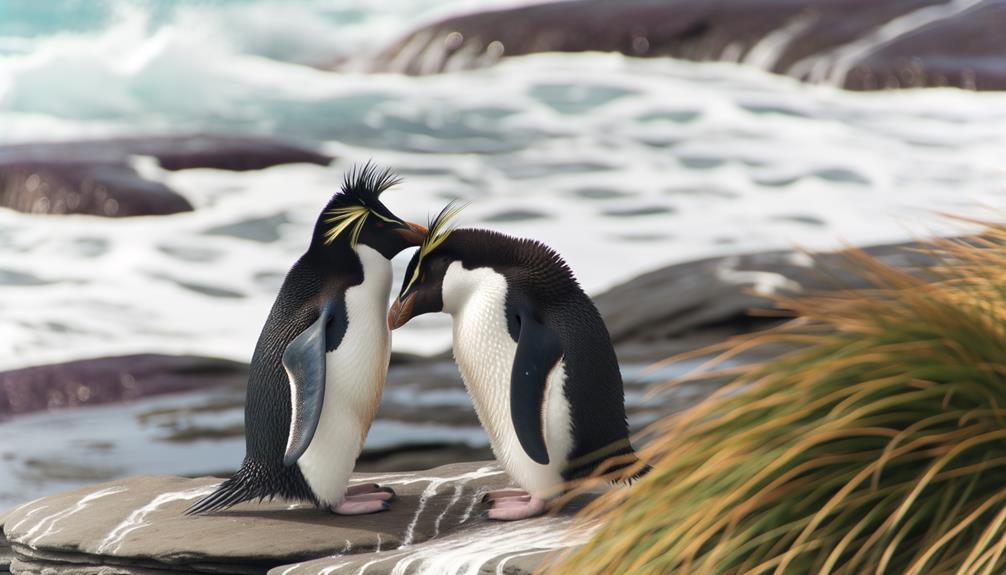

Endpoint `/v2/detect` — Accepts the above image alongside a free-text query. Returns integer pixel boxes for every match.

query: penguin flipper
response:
[510,307,563,466]
[281,297,347,467]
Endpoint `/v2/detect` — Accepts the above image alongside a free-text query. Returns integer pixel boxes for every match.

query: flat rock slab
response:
[0,462,597,575]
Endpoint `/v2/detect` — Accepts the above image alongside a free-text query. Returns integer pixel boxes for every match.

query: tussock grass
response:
[556,230,1006,575]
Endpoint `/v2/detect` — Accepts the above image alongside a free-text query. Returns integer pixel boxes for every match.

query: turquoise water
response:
[1,0,1005,367]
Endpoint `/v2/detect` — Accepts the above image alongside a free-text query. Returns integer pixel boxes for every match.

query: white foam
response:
[388,516,598,575]
[1,36,1004,370]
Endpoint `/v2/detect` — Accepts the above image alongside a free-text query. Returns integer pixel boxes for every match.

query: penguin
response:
[187,164,427,516]
[387,204,641,520]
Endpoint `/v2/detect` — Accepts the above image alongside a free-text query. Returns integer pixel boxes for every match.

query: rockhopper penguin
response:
[387,204,641,520]
[188,164,427,516]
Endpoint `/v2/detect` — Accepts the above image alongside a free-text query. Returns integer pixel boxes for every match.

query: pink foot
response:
[487,496,547,521]
[346,483,396,498]
[482,488,529,502]
[330,498,390,515]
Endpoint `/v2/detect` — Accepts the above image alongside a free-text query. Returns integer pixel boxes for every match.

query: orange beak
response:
[394,221,427,245]
[388,292,418,330]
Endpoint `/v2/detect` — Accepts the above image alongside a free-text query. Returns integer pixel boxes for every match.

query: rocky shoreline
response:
[0,238,956,573]
[0,462,595,575]
[0,238,943,509]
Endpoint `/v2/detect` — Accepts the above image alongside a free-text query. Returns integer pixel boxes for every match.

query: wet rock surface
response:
[0,355,247,420]
[0,134,333,217]
[369,0,1006,91]
[0,462,597,575]
[595,240,938,362]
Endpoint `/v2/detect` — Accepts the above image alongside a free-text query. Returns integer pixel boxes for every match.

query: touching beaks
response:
[388,292,417,330]
[394,221,428,245]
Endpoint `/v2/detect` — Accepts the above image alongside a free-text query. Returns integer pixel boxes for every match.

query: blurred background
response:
[1,0,1005,509]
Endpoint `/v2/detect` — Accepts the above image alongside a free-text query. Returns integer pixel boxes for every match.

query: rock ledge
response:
[0,462,596,575]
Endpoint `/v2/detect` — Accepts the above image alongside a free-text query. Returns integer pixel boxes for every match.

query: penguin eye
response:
[375,221,385,229]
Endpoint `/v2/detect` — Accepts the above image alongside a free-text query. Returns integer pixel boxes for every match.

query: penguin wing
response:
[510,307,563,465]
[281,297,348,466]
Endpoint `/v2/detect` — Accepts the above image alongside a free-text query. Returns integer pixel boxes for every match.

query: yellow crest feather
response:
[404,201,466,293]
[322,205,369,246]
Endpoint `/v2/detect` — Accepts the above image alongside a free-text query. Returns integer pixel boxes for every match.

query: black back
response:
[247,245,361,500]
[436,229,635,480]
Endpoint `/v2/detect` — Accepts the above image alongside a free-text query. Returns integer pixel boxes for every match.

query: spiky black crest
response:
[322,162,404,246]
[338,162,402,206]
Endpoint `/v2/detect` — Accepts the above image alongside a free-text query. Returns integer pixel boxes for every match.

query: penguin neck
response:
[352,244,393,297]
[441,261,507,316]
[306,235,359,270]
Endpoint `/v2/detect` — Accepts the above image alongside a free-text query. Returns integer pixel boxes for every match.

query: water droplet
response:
[632,36,650,55]
[445,31,464,50]
[487,40,505,59]
[25,174,41,192]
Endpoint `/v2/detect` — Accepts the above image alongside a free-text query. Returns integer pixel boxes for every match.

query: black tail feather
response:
[186,468,258,515]
[622,462,653,484]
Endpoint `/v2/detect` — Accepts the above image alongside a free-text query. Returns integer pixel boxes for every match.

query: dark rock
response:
[0,134,333,217]
[0,533,9,574]
[847,0,1006,90]
[594,240,939,362]
[0,159,191,217]
[0,355,247,420]
[369,0,1006,91]
[0,462,598,575]
[120,134,333,172]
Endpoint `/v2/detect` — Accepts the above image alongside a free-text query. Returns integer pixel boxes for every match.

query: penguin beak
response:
[388,292,417,330]
[394,222,427,245]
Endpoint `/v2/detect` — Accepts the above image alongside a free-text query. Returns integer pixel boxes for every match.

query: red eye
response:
[376,221,385,228]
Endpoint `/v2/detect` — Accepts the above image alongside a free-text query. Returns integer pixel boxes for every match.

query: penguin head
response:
[388,202,466,329]
[314,163,427,259]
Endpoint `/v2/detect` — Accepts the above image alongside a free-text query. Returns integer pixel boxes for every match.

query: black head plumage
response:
[309,163,425,257]
[328,162,402,209]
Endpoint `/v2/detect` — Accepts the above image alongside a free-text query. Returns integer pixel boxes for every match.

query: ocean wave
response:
[1,2,1005,370]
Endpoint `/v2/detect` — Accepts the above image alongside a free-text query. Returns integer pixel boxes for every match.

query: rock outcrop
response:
[369,0,1006,90]
[0,355,247,420]
[0,462,596,575]
[595,241,938,362]
[0,134,333,217]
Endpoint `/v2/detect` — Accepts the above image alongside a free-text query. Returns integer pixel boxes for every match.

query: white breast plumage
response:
[296,245,392,505]
[442,262,573,499]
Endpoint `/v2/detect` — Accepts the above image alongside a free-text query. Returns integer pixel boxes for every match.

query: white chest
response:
[444,263,573,498]
[297,245,392,504]
[328,245,392,414]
